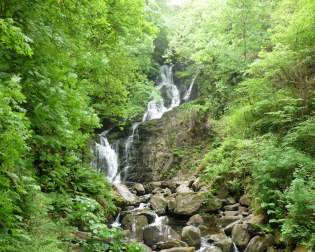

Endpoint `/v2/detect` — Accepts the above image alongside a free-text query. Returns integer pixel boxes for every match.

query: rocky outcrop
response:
[126,106,211,182]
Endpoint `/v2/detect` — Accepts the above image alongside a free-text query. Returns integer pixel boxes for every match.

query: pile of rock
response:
[113,180,279,252]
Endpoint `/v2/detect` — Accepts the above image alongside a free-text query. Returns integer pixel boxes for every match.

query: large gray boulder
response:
[113,184,139,205]
[181,226,201,248]
[150,194,168,215]
[245,235,274,252]
[232,224,251,249]
[143,224,181,248]
[173,193,203,215]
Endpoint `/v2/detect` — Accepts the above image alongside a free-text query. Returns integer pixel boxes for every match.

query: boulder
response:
[232,224,251,249]
[173,192,203,215]
[157,239,188,250]
[113,184,139,205]
[181,226,201,248]
[245,235,274,252]
[187,214,204,227]
[139,194,152,203]
[143,224,181,248]
[144,182,162,193]
[206,233,233,252]
[133,209,157,224]
[224,203,239,211]
[133,183,145,195]
[176,185,193,193]
[246,213,267,226]
[162,180,178,192]
[218,216,241,228]
[223,219,242,236]
[121,214,148,241]
[160,247,196,252]
[167,196,177,212]
[202,195,222,212]
[240,195,251,207]
[150,195,168,215]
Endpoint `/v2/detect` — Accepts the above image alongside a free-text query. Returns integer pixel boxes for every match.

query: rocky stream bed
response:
[112,177,279,252]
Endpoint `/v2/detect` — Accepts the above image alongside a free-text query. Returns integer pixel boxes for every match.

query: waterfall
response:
[93,131,120,183]
[142,65,180,122]
[93,65,180,183]
[183,70,199,102]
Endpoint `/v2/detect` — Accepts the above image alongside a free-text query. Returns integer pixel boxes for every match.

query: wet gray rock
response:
[202,195,222,212]
[144,182,162,193]
[133,209,156,224]
[224,203,239,211]
[143,224,181,248]
[150,195,168,215]
[245,235,274,252]
[218,216,242,228]
[113,184,139,205]
[133,183,145,195]
[176,185,193,193]
[223,219,242,236]
[181,226,201,248]
[187,214,204,227]
[232,224,251,249]
[206,233,232,252]
[156,239,188,250]
[173,193,203,215]
[121,214,148,241]
[162,180,178,192]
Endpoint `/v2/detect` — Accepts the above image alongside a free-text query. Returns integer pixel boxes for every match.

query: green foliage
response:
[0,0,157,251]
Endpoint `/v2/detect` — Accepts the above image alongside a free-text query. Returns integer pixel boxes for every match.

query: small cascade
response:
[233,242,240,252]
[183,70,199,102]
[121,122,140,180]
[111,213,121,228]
[94,131,120,183]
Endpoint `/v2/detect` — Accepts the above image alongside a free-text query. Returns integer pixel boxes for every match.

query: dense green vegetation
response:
[169,0,315,249]
[0,0,161,251]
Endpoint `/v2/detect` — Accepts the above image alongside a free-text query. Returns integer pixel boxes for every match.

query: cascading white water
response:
[121,65,180,180]
[94,131,120,183]
[183,70,199,102]
[121,122,140,180]
[142,65,180,122]
[94,65,180,183]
